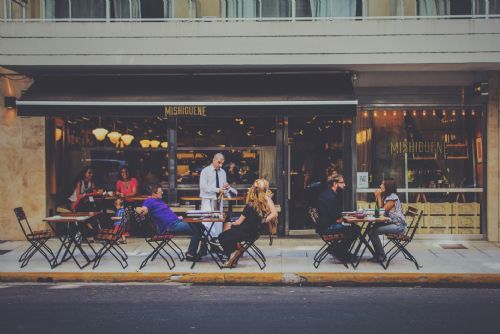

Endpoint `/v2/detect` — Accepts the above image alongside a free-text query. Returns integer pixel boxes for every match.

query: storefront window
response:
[356,108,484,235]
[52,116,169,204]
[176,117,277,198]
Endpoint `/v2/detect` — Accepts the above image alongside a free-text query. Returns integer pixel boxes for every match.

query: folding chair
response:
[139,217,185,270]
[92,207,132,269]
[13,207,56,268]
[309,207,348,269]
[382,206,423,270]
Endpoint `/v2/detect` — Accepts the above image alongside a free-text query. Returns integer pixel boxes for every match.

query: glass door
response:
[284,114,353,231]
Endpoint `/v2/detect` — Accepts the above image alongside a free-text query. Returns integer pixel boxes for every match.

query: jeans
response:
[166,219,203,255]
[368,222,406,259]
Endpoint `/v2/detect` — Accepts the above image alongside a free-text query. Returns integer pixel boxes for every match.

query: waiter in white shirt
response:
[199,153,232,238]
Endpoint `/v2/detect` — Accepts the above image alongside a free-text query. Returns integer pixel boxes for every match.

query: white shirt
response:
[199,164,227,200]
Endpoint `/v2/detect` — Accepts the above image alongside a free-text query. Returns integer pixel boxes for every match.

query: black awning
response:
[17,73,357,116]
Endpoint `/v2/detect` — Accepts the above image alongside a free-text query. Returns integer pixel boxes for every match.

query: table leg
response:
[352,222,379,269]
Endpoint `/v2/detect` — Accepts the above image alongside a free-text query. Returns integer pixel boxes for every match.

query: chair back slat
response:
[13,207,34,237]
[407,210,424,240]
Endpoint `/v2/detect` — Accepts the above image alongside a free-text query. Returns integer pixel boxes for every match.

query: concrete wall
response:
[1,19,499,69]
[487,72,500,245]
[0,71,45,240]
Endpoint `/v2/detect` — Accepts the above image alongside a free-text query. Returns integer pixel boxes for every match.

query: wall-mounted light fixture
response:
[4,96,16,109]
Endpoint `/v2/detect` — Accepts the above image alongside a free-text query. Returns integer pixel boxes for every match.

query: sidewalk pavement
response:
[1,237,500,285]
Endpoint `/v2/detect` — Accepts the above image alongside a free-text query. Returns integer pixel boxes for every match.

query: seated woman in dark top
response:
[218,178,278,268]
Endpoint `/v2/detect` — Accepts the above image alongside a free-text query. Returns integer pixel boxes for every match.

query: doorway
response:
[283,114,353,231]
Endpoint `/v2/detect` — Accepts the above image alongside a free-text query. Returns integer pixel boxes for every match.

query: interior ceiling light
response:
[139,139,151,148]
[150,140,160,148]
[108,131,122,144]
[92,117,108,141]
[121,134,134,146]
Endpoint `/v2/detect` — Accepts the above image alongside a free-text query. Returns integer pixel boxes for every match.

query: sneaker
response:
[185,253,201,262]
[208,240,224,254]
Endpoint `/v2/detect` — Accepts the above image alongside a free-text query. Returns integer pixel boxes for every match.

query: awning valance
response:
[17,73,357,116]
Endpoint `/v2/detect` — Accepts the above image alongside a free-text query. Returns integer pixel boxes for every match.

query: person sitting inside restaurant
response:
[135,185,203,261]
[116,166,138,198]
[218,178,278,268]
[368,178,407,262]
[316,174,360,262]
[68,166,98,211]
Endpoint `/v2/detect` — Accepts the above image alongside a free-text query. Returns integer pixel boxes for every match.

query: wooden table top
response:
[343,216,391,223]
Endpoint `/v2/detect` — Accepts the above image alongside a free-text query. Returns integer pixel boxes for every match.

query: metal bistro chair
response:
[13,207,56,268]
[220,213,267,270]
[382,206,423,270]
[92,207,133,269]
[309,207,347,269]
[139,216,185,270]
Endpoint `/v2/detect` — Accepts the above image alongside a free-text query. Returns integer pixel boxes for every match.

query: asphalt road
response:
[0,284,499,334]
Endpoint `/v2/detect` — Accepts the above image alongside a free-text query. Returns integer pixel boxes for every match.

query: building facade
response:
[1,0,500,243]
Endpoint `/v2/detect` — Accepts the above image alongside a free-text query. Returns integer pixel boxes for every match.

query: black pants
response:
[219,226,256,256]
[325,223,361,257]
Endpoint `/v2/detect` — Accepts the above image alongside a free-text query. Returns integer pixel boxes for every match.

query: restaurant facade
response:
[1,0,500,243]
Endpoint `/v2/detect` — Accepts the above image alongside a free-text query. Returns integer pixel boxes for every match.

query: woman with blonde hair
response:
[218,178,278,268]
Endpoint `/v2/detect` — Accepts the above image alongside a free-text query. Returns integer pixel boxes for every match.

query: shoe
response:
[199,244,208,257]
[222,250,240,268]
[185,253,201,262]
[208,240,224,254]
[119,239,127,244]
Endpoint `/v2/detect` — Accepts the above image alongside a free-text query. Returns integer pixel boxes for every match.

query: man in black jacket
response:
[317,174,360,261]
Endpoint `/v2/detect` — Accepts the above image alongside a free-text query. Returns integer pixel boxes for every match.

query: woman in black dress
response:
[218,179,278,267]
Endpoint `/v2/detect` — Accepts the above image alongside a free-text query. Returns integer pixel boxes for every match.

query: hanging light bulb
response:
[422,110,427,116]
[412,110,417,117]
[452,109,456,116]
[160,141,169,148]
[363,111,368,117]
[462,109,466,116]
[403,110,407,116]
[150,140,160,148]
[373,111,378,117]
[432,109,436,116]
[471,109,476,116]
[383,110,387,117]
[121,134,134,146]
[92,117,108,141]
[393,110,397,116]
[107,131,122,144]
[139,139,151,148]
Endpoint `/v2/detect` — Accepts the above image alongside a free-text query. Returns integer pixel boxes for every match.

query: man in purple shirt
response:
[136,185,203,261]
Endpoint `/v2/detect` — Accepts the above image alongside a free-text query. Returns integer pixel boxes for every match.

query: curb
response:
[1,272,500,286]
